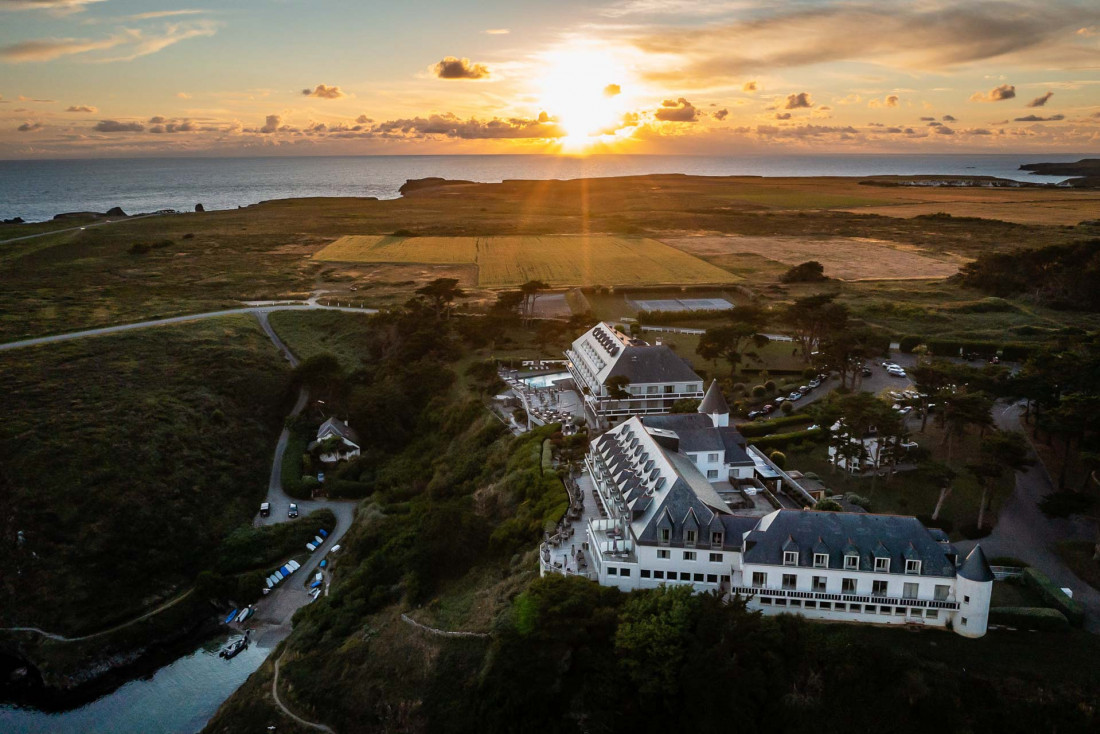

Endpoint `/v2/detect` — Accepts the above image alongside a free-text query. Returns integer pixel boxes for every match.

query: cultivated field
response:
[313,234,738,288]
[841,200,1100,226]
[663,235,964,281]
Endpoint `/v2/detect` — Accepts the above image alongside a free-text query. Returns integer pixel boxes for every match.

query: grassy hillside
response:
[0,316,289,635]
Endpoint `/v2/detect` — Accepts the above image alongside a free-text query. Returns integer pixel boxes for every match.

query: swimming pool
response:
[522,372,570,388]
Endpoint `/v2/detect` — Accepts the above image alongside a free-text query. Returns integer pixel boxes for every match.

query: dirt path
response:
[0,588,195,642]
[272,653,337,733]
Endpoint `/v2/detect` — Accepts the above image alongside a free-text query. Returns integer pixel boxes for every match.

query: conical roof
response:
[958,544,995,582]
[698,379,730,415]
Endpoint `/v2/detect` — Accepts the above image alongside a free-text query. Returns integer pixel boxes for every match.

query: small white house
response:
[309,417,361,463]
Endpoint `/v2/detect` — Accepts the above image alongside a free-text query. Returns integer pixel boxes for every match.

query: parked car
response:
[789,391,803,401]
[861,367,873,377]
[799,385,811,393]
[888,370,907,379]
[259,502,270,518]
[288,503,299,519]
[761,404,775,414]
[774,396,786,404]
[808,379,821,389]
[897,406,914,415]
[747,410,763,420]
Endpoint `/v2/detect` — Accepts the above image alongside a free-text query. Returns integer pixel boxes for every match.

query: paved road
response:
[0,213,162,246]
[954,401,1100,633]
[0,303,377,352]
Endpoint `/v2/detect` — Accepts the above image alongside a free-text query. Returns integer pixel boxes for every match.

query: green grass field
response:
[313,234,739,288]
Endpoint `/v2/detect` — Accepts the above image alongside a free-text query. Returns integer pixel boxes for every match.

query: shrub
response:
[780,402,794,414]
[845,493,872,510]
[814,499,843,512]
[989,556,1029,568]
[764,380,777,392]
[989,607,1069,631]
[802,368,817,379]
[752,385,766,397]
[750,428,823,451]
[780,260,827,283]
[128,242,151,255]
[768,451,787,468]
[738,413,813,437]
[1039,491,1096,518]
[898,335,923,353]
[732,382,746,395]
[1022,567,1085,627]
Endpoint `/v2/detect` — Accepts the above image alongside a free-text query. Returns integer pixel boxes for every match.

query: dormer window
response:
[874,557,890,573]
[905,559,921,575]
[685,530,697,547]
[844,554,859,570]
[659,528,671,544]
[783,551,798,566]
[711,531,723,546]
[813,553,829,568]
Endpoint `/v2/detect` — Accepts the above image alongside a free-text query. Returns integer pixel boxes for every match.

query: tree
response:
[491,290,525,319]
[606,375,631,400]
[925,462,958,521]
[939,391,994,463]
[909,359,955,432]
[780,260,827,283]
[696,306,769,378]
[817,327,884,391]
[785,293,849,363]
[415,277,466,318]
[519,279,550,322]
[615,585,697,700]
[969,430,1033,529]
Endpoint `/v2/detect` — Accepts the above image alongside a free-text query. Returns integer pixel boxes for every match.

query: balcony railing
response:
[730,586,960,611]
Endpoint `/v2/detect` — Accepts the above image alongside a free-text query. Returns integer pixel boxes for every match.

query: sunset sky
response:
[1,0,1098,158]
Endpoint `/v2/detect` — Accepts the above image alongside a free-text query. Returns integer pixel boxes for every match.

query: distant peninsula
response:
[1020,159,1100,187]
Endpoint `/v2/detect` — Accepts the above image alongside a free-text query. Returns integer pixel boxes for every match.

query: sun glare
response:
[535,46,634,151]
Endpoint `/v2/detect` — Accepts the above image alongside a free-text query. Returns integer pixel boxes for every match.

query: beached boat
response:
[306,542,317,551]
[223,609,238,625]
[235,606,252,623]
[286,559,301,571]
[318,528,329,538]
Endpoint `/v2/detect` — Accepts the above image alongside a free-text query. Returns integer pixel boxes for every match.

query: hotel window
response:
[620,568,631,577]
[783,551,798,566]
[659,528,671,544]
[813,553,828,568]
[608,567,618,576]
[844,554,859,570]
[964,595,970,605]
[752,572,767,588]
[706,574,718,583]
[782,574,797,590]
[934,585,950,601]
[906,559,921,575]
[685,530,697,546]
[960,617,968,627]
[709,552,723,563]
[664,385,675,394]
[646,385,658,394]
[812,576,826,592]
[842,577,857,593]
[693,573,704,582]
[708,453,719,463]
[926,609,939,619]
[680,572,691,581]
[707,470,719,479]
[683,551,696,561]
[874,557,890,573]
[657,549,670,559]
[640,569,651,578]
[820,602,832,610]
[711,531,723,546]
[872,580,888,596]
[903,583,919,599]
[653,570,665,579]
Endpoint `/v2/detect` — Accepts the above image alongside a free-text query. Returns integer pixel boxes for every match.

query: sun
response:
[535,46,634,150]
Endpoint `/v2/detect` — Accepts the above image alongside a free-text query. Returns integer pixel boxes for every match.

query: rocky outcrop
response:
[52,208,127,221]
[1020,159,1100,187]
[195,203,205,212]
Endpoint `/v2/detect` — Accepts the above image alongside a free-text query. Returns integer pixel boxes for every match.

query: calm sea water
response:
[0,632,275,734]
[0,153,1085,222]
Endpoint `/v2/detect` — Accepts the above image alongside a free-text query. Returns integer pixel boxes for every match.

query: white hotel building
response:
[582,414,995,638]
[565,322,704,424]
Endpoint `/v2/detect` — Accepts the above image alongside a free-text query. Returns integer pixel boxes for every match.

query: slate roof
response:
[605,344,702,384]
[957,545,995,582]
[639,414,754,465]
[316,417,360,445]
[698,379,730,415]
[741,510,957,577]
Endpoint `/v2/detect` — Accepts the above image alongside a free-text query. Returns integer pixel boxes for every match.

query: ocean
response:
[0,153,1086,223]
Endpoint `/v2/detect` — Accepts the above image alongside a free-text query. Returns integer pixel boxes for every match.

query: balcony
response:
[729,586,960,611]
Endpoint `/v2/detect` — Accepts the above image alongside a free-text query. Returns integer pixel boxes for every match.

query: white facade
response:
[565,322,704,422]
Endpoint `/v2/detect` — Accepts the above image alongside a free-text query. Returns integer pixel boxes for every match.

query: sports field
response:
[314,234,738,287]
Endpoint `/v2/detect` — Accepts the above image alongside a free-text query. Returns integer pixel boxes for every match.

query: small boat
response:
[319,559,327,569]
[310,579,323,589]
[306,542,317,551]
[329,544,341,553]
[286,560,301,571]
[220,637,248,659]
[279,565,292,576]
[318,528,329,538]
[235,605,252,623]
[309,588,321,601]
[265,577,274,589]
[223,609,239,625]
[314,571,323,582]
[313,536,324,546]
[274,570,284,581]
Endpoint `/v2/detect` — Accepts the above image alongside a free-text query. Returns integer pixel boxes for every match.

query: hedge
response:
[749,428,824,451]
[739,413,813,437]
[926,339,1000,358]
[1022,567,1085,627]
[898,335,923,353]
[989,606,1069,632]
[327,478,373,499]
[541,439,553,474]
